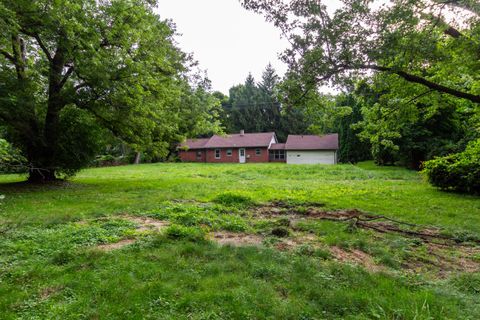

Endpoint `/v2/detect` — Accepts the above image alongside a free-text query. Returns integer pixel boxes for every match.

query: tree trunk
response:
[28,168,57,183]
[133,152,141,164]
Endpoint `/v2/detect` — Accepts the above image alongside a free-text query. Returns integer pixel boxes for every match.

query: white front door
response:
[239,148,246,163]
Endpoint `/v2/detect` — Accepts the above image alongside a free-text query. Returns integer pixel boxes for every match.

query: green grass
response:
[0,162,479,319]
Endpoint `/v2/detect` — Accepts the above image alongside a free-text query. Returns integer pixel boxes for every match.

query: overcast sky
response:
[155,0,289,94]
[155,0,346,95]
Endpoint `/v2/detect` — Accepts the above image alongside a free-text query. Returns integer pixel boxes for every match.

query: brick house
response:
[178,130,339,164]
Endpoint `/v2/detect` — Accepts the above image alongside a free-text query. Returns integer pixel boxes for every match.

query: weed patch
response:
[212,192,255,208]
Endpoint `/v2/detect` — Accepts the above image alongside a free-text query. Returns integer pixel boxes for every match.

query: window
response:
[196,151,202,159]
[226,149,232,156]
[255,148,261,156]
[269,150,285,160]
[215,149,221,159]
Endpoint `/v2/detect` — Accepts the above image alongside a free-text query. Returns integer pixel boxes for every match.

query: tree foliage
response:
[242,0,480,103]
[354,75,478,168]
[0,0,220,181]
[220,64,309,141]
[0,138,26,173]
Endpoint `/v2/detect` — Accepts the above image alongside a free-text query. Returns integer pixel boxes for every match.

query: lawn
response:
[1,162,479,319]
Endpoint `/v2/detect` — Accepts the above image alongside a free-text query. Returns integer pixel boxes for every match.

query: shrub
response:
[422,139,480,194]
[0,138,27,173]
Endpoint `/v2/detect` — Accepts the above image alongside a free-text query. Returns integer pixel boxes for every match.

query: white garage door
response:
[287,150,336,164]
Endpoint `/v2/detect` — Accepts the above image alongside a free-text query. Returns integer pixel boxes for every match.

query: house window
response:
[226,149,232,156]
[215,149,221,159]
[269,150,285,160]
[255,148,261,156]
[196,151,202,159]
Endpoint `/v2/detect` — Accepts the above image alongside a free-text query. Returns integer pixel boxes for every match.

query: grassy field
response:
[1,162,479,319]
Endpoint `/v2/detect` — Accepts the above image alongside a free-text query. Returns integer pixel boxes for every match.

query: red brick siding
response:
[179,150,205,162]
[180,147,270,163]
[245,147,269,162]
[205,148,240,163]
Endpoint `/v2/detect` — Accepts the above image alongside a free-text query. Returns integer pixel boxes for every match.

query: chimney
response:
[240,130,245,136]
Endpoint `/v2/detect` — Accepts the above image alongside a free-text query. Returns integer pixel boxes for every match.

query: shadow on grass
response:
[0,179,89,194]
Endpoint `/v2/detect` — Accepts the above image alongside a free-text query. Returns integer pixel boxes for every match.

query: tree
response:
[227,73,266,133]
[0,0,205,182]
[243,0,480,104]
[354,75,475,168]
[258,63,282,134]
[220,65,310,141]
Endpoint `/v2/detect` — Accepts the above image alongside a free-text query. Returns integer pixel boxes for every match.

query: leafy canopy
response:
[0,0,220,180]
[242,0,480,103]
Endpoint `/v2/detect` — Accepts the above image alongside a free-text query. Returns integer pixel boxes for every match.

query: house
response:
[178,130,339,164]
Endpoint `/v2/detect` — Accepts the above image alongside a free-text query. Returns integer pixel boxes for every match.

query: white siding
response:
[286,150,336,164]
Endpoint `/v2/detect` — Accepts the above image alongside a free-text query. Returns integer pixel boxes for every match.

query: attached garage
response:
[284,134,339,165]
[287,150,337,164]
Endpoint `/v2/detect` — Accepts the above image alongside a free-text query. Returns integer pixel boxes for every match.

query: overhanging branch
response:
[357,64,480,103]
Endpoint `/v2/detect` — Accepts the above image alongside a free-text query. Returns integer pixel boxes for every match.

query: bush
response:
[0,138,27,173]
[422,139,480,194]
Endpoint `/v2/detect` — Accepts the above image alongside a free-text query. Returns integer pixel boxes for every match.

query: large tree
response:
[242,0,480,104]
[0,0,201,182]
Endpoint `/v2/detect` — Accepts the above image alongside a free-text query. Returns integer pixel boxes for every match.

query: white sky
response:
[155,0,343,94]
[155,0,289,94]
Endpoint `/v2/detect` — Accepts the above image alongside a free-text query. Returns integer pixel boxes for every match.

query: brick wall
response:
[205,148,239,163]
[181,147,270,163]
[245,147,269,162]
[179,149,205,162]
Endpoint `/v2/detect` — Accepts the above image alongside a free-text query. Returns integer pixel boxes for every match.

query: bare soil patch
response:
[211,231,263,247]
[251,202,480,275]
[123,215,169,232]
[95,216,169,251]
[39,285,64,300]
[254,203,480,246]
[329,246,385,272]
[96,239,136,251]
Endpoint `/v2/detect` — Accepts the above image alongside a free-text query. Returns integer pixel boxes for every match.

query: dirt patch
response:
[39,286,64,300]
[123,216,170,232]
[428,244,480,274]
[96,239,136,251]
[274,233,318,251]
[254,203,480,246]
[329,246,385,272]
[94,216,169,251]
[211,231,263,247]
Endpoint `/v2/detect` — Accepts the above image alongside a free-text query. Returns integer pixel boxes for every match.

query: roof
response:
[179,138,209,150]
[270,143,286,150]
[285,134,339,150]
[180,132,276,149]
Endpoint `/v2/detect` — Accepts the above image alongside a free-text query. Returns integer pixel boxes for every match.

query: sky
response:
[155,0,290,94]
[155,1,349,95]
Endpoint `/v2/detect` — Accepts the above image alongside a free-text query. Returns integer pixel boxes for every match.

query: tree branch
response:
[58,65,74,89]
[33,33,52,62]
[0,48,15,63]
[357,64,480,103]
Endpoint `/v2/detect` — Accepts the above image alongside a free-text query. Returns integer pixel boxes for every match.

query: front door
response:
[239,148,246,163]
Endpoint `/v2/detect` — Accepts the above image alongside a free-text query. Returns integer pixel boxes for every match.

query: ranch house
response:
[178,130,339,164]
